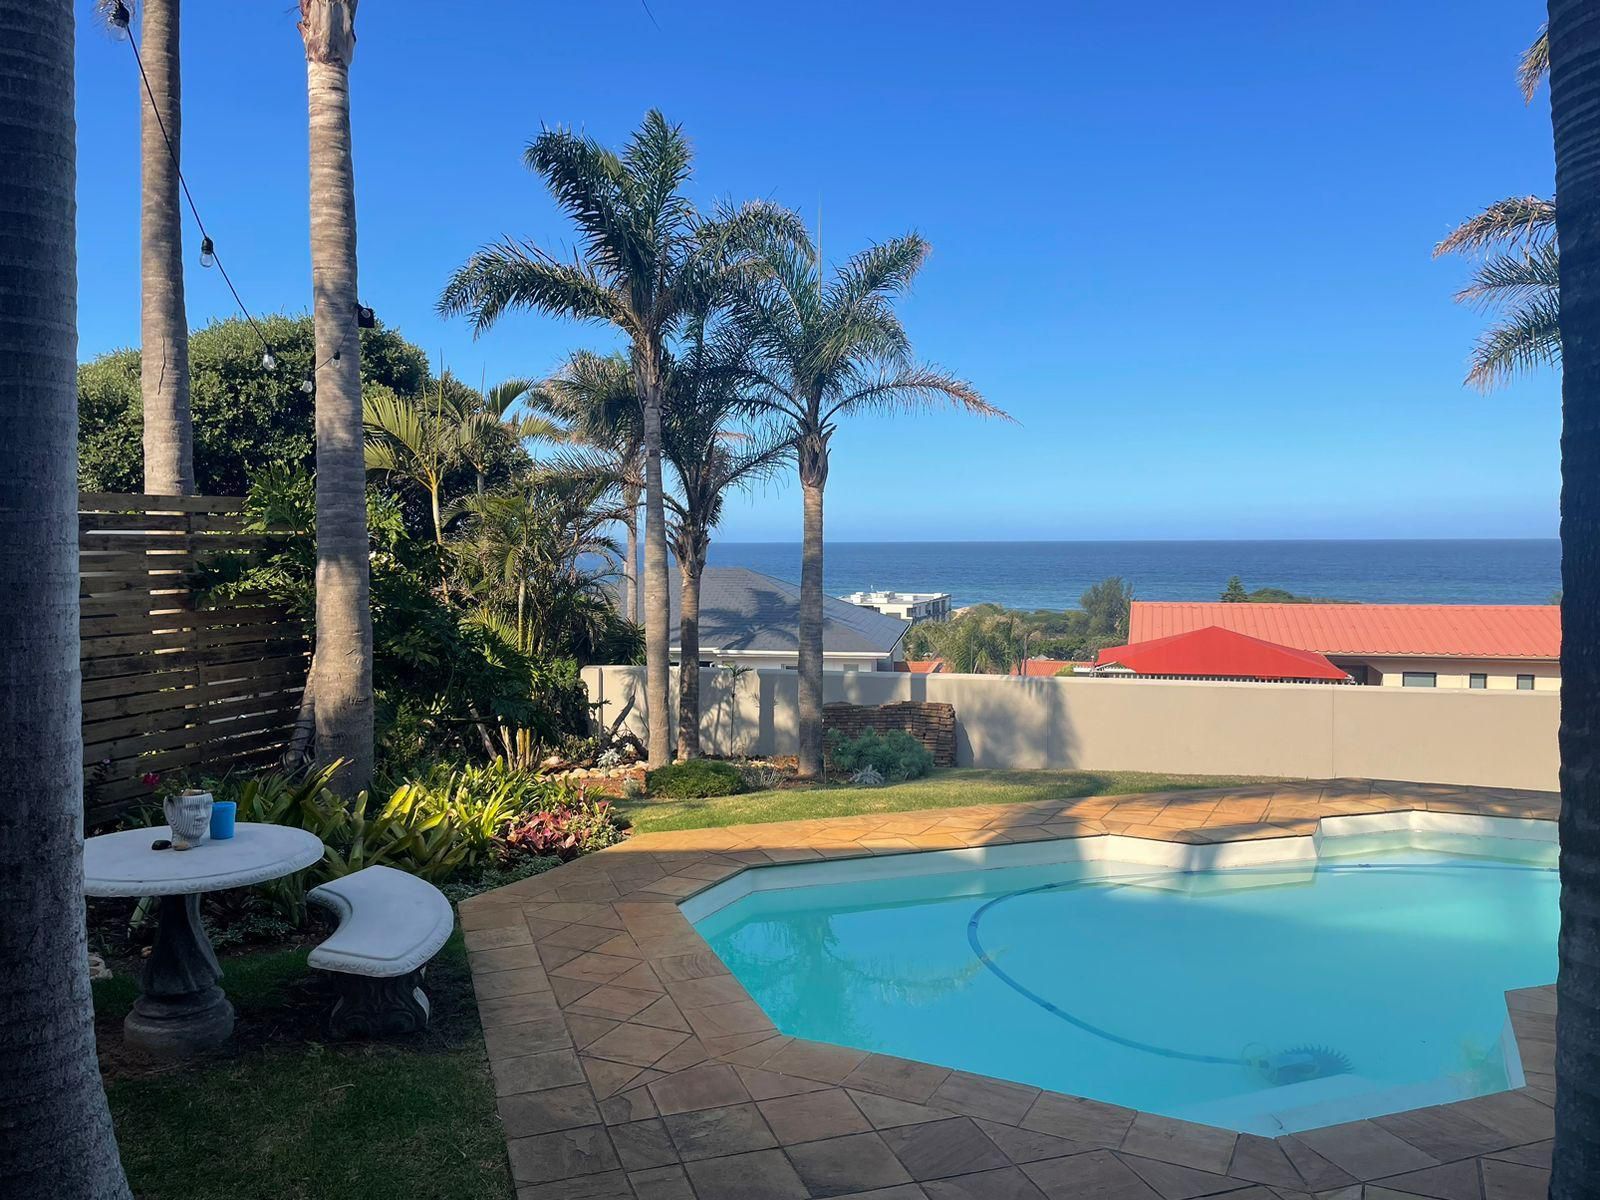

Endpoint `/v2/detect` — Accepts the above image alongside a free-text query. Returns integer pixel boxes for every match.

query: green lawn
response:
[96,932,510,1200]
[618,767,1283,834]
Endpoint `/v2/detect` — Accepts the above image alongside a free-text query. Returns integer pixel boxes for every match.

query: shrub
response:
[646,759,745,799]
[738,762,788,792]
[826,729,934,783]
[503,795,627,861]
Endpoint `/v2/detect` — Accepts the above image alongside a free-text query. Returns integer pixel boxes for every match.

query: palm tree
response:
[132,0,194,493]
[735,233,1008,777]
[363,379,484,547]
[1434,27,1558,390]
[462,377,564,496]
[529,352,647,625]
[663,339,788,757]
[0,1,133,1194]
[1548,9,1600,1195]
[440,110,802,765]
[299,0,372,797]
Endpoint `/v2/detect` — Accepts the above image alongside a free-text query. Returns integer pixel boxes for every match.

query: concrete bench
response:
[307,865,454,1038]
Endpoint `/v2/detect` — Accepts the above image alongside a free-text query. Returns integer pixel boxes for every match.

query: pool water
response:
[692,837,1557,1134]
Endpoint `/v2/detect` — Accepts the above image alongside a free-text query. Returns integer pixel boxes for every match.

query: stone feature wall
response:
[823,701,958,767]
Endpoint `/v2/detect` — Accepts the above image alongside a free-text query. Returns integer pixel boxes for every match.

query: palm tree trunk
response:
[678,549,704,758]
[138,0,193,495]
[1551,6,1600,1195]
[0,2,132,1193]
[638,361,672,766]
[797,453,828,778]
[301,0,373,798]
[622,481,640,624]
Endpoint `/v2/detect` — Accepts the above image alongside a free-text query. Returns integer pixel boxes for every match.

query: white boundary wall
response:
[583,666,1558,792]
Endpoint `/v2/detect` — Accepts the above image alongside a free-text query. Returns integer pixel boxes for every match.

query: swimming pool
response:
[687,818,1557,1135]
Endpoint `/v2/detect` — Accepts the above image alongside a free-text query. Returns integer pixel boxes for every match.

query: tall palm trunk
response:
[622,481,639,623]
[139,0,193,494]
[678,546,705,758]
[301,0,373,797]
[797,436,829,778]
[638,358,672,766]
[0,2,132,1193]
[1551,6,1600,1195]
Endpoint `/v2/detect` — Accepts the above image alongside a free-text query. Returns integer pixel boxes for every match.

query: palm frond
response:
[1518,25,1550,103]
[828,235,930,310]
[1465,293,1562,391]
[1434,196,1556,257]
[483,377,536,419]
[829,364,1011,424]
[1455,241,1561,309]
[438,239,626,334]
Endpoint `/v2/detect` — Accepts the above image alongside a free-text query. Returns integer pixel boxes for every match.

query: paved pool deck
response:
[459,778,1560,1200]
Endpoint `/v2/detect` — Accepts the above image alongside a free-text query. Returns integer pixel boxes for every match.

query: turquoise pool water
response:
[692,838,1558,1134]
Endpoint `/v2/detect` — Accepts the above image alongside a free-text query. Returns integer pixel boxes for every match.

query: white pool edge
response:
[678,810,1557,923]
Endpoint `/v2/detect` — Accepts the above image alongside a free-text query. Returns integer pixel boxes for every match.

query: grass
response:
[95,931,510,1200]
[617,767,1284,834]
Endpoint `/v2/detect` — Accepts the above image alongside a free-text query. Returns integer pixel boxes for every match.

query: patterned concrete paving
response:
[459,779,1561,1199]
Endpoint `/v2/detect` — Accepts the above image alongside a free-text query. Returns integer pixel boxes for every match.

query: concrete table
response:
[84,822,324,1057]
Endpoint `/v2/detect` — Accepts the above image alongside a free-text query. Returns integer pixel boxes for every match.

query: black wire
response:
[123,20,275,360]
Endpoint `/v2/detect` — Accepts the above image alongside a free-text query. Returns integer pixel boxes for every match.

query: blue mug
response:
[209,800,237,841]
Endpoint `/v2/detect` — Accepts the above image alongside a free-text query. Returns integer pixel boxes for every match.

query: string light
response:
[120,11,277,372]
[355,304,376,329]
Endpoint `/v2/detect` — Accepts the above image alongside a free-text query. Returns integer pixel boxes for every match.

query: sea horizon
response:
[700,538,1562,610]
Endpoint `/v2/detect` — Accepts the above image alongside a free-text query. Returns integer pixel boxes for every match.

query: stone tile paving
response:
[459,778,1560,1199]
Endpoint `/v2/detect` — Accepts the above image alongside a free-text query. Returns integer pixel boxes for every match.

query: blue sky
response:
[75,0,1558,541]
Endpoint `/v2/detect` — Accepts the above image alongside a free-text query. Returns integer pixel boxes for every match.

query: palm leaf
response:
[1465,294,1562,391]
[1435,196,1556,257]
[1518,25,1549,103]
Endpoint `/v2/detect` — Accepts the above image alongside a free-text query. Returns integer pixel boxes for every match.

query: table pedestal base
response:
[124,892,235,1057]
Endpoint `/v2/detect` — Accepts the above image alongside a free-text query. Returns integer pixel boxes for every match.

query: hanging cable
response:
[112,0,277,369]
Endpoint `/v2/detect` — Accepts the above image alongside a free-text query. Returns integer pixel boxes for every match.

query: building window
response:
[1401,672,1437,688]
[1518,674,1535,690]
[1469,674,1487,689]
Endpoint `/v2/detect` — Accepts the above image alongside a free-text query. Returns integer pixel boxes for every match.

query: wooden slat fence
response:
[80,493,309,822]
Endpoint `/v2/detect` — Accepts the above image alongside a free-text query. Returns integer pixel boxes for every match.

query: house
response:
[840,590,952,623]
[669,567,910,672]
[1128,601,1560,690]
[1089,626,1351,683]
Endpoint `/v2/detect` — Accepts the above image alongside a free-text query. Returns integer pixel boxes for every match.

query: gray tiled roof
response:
[668,566,909,657]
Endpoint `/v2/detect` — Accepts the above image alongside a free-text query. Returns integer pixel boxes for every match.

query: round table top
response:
[83,823,325,898]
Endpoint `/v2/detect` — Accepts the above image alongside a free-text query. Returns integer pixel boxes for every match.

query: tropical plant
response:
[440,110,804,766]
[363,377,487,547]
[127,0,194,494]
[733,232,1006,776]
[1548,7,1600,1195]
[300,0,373,797]
[527,351,645,621]
[664,322,788,757]
[645,758,745,799]
[463,376,565,495]
[1,1,132,1191]
[503,794,627,860]
[1434,27,1558,391]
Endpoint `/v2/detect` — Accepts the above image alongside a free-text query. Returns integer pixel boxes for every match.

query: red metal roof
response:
[1129,602,1560,660]
[1095,626,1350,682]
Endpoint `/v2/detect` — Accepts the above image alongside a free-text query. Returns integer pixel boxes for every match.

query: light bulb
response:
[108,1,131,32]
[261,351,277,371]
[300,379,315,394]
[199,236,216,269]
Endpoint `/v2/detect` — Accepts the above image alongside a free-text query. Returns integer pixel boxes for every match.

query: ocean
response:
[702,540,1562,610]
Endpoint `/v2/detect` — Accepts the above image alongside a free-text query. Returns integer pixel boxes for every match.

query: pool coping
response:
[460,778,1560,1199]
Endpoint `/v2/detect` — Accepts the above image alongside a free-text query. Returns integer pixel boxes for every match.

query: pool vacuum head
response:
[1248,1045,1353,1086]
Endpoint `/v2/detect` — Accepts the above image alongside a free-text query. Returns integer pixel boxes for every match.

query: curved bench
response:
[307,865,454,1038]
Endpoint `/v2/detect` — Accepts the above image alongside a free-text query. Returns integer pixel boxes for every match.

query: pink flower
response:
[141,772,160,788]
